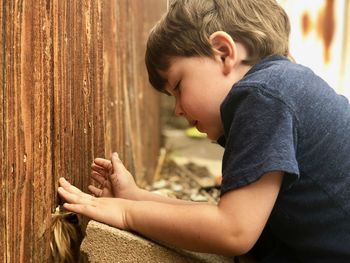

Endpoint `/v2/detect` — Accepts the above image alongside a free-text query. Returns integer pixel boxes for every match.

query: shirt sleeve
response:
[220,88,300,196]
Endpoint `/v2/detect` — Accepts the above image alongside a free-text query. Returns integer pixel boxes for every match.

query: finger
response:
[62,203,96,218]
[91,164,108,178]
[59,177,83,194]
[88,185,104,196]
[93,158,112,170]
[111,152,128,179]
[58,186,94,205]
[103,179,112,189]
[91,171,106,185]
[58,178,96,200]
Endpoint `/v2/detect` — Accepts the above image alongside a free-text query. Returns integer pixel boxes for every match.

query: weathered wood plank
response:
[0,0,6,261]
[52,0,105,225]
[103,0,166,185]
[0,0,164,261]
[30,0,54,261]
[3,1,33,262]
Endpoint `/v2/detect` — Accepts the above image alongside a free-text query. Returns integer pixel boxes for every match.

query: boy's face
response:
[160,56,235,141]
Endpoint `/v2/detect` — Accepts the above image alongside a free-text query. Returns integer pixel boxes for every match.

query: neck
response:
[231,42,252,84]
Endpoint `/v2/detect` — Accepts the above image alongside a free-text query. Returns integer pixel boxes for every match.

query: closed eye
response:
[173,81,181,92]
[164,81,181,97]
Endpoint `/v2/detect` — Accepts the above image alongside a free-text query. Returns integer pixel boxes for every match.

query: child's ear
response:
[209,31,237,75]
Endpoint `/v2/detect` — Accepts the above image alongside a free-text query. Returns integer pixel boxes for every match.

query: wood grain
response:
[0,0,165,261]
[103,0,166,185]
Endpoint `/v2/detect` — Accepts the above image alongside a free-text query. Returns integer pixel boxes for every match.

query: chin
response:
[206,129,223,141]
[206,132,219,141]
[198,124,223,141]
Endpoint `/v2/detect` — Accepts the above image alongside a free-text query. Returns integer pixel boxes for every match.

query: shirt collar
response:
[244,55,289,77]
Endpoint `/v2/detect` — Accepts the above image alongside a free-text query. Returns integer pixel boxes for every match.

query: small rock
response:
[171,184,183,192]
[152,180,167,189]
[190,193,208,202]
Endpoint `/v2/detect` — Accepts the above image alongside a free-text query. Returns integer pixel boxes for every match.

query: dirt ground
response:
[145,125,224,203]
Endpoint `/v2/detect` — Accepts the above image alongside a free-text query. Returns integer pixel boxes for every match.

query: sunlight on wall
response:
[278,0,350,99]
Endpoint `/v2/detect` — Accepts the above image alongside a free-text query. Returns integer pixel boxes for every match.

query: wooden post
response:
[0,0,165,261]
[103,0,166,185]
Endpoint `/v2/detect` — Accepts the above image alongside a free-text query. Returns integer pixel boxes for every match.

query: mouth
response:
[189,120,198,127]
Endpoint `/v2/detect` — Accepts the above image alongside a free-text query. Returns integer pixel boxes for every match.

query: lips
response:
[194,121,203,132]
[195,122,203,132]
[189,120,198,127]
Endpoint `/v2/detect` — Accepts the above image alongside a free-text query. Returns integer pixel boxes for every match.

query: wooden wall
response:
[0,0,166,262]
[103,0,166,185]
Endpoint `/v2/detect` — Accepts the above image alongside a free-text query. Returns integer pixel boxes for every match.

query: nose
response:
[174,98,184,117]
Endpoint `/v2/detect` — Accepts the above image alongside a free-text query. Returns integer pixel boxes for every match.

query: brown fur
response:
[50,207,84,263]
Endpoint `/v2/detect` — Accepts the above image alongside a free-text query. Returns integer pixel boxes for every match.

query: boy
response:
[58,0,350,262]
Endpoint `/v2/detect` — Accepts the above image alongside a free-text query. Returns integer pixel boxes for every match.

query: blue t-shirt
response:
[218,55,350,262]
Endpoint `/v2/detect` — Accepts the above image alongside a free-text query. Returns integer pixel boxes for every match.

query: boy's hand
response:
[89,152,140,199]
[58,177,131,230]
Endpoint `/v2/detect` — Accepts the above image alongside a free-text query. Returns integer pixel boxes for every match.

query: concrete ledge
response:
[81,220,234,263]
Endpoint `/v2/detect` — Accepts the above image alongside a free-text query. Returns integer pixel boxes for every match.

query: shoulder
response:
[236,56,315,95]
[220,55,333,126]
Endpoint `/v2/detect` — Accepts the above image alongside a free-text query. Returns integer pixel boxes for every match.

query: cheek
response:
[181,98,205,117]
[180,90,208,110]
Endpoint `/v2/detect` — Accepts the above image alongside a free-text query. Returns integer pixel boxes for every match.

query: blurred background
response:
[278,0,350,99]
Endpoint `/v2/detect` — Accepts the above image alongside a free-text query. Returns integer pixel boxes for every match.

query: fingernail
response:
[60,179,66,186]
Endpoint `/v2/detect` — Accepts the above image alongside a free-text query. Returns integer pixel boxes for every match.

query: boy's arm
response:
[127,171,282,255]
[58,171,282,256]
[135,188,209,205]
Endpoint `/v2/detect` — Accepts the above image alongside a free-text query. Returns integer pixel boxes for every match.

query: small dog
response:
[50,207,84,263]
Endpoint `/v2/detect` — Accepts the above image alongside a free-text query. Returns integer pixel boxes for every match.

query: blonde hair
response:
[50,207,84,262]
[145,0,291,92]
